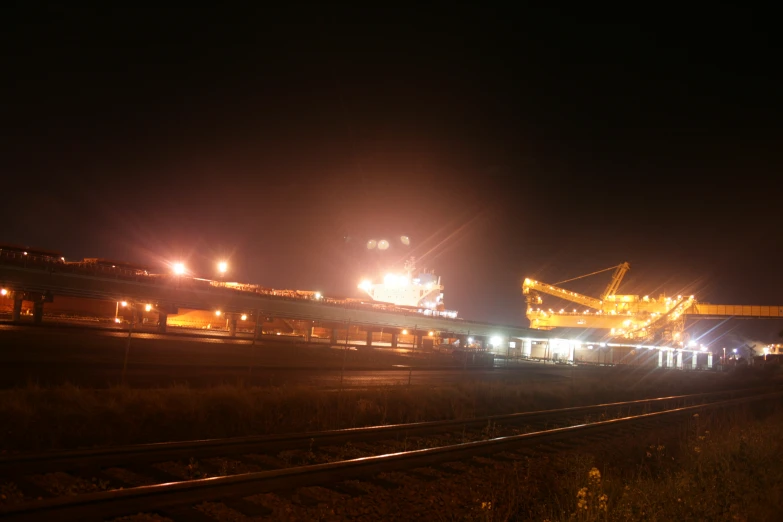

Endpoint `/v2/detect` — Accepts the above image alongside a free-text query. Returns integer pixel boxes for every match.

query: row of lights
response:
[400,329,435,336]
[172,261,229,276]
[114,300,153,323]
[115,300,252,323]
[117,301,153,312]
[174,261,324,303]
[366,236,410,250]
[213,310,248,321]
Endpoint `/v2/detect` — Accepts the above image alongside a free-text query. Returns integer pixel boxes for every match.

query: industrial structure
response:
[524,262,783,345]
[357,257,458,319]
[0,245,755,370]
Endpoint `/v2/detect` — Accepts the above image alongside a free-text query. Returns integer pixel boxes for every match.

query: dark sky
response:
[2,6,781,344]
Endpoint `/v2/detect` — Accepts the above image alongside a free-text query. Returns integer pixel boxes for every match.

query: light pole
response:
[115,300,127,324]
[121,301,137,383]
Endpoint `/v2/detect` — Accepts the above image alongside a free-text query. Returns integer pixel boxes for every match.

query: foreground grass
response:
[453,401,783,521]
[0,370,765,452]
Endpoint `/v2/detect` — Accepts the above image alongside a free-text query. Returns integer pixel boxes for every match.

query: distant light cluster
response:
[366,235,410,250]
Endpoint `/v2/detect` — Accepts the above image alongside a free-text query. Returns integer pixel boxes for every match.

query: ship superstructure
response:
[358,257,458,318]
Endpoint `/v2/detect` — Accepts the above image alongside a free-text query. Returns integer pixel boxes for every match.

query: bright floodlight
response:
[314,292,322,299]
[490,336,502,346]
[402,329,408,335]
[0,288,7,296]
[366,239,377,250]
[241,314,247,321]
[428,331,434,336]
[145,304,152,312]
[358,279,372,291]
[688,340,697,347]
[384,273,395,286]
[120,301,128,307]
[173,262,186,275]
[215,310,221,316]
[400,235,410,245]
[217,261,228,274]
[733,348,738,353]
[377,239,389,250]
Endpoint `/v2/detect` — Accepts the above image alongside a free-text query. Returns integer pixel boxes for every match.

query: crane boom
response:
[523,278,603,310]
[601,262,630,300]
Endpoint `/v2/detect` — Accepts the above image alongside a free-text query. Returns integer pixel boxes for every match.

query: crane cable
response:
[553,264,622,286]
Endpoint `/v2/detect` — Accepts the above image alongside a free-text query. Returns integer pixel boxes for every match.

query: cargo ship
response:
[357,257,458,319]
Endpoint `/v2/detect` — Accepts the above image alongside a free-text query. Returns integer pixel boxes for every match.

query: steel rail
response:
[2,390,780,522]
[0,387,764,477]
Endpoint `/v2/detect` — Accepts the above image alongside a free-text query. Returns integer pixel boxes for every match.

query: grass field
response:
[454,397,783,521]
[0,368,773,452]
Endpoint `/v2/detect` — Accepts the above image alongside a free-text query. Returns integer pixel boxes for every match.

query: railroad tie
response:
[13,477,54,501]
[275,488,322,506]
[364,477,404,490]
[159,505,221,522]
[322,482,369,497]
[122,463,183,484]
[221,496,273,517]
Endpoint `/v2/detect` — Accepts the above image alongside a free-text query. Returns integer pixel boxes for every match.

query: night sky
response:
[2,6,781,345]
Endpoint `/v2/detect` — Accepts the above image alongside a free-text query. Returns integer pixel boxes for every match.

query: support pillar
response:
[365,329,373,347]
[522,339,532,358]
[33,301,44,324]
[692,352,698,370]
[12,295,23,321]
[330,327,338,345]
[229,315,237,337]
[676,351,683,369]
[568,342,575,363]
[305,325,313,343]
[157,312,168,333]
[415,334,423,351]
[657,350,663,368]
[666,350,673,368]
[707,353,713,368]
[391,332,398,348]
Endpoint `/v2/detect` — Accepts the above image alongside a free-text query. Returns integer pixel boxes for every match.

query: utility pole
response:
[249,309,261,375]
[121,303,135,384]
[464,330,470,371]
[340,319,351,391]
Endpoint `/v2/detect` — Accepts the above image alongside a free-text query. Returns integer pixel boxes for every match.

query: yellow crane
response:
[523,262,687,339]
[523,262,783,344]
[523,262,631,311]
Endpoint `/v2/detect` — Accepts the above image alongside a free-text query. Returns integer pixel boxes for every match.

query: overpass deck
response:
[0,264,545,340]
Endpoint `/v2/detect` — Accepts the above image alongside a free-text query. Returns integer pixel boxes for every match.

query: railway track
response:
[0,387,778,521]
